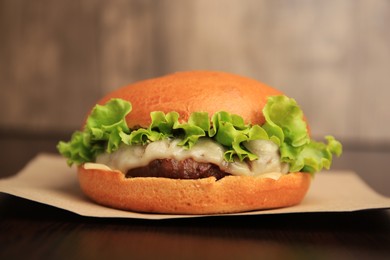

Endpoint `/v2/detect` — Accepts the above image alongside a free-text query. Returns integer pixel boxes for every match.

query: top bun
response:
[98,71,282,128]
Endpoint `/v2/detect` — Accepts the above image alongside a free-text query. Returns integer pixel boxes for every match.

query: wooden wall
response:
[1,0,389,147]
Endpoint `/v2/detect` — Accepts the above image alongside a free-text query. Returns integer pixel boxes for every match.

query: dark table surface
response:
[1,133,390,259]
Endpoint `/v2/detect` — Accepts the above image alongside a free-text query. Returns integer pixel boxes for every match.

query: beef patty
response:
[126,158,230,180]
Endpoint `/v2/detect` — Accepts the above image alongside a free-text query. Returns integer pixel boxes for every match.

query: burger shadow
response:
[3,193,390,258]
[77,209,390,258]
[103,210,390,258]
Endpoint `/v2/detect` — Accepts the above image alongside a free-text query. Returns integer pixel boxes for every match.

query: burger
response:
[57,71,342,214]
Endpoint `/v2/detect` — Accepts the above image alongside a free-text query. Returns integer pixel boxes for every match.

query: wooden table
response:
[1,133,390,259]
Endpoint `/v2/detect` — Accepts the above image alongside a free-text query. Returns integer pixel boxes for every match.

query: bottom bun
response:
[78,166,311,214]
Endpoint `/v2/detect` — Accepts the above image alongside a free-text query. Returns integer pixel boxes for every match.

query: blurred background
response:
[1,0,389,149]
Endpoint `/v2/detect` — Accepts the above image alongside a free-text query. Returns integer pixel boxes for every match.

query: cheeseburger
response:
[57,71,342,214]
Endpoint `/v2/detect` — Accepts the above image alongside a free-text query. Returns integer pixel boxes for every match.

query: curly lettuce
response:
[57,96,342,174]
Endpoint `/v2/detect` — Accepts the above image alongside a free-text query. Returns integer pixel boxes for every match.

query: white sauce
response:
[92,138,289,180]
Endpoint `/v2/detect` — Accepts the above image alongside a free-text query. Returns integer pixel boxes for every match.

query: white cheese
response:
[94,138,289,179]
[84,162,112,171]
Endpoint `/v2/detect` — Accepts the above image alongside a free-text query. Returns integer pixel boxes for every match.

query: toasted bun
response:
[79,71,310,214]
[98,71,282,128]
[78,166,311,214]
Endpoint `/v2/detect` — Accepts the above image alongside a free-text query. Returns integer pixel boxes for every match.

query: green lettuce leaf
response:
[262,96,342,174]
[210,111,268,161]
[173,112,209,148]
[57,95,342,174]
[262,95,309,147]
[86,98,132,152]
[57,98,132,165]
[291,136,343,173]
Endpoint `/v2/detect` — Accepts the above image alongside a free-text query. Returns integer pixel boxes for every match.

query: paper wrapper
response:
[1,154,389,219]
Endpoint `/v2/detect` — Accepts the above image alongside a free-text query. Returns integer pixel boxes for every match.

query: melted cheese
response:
[93,138,289,180]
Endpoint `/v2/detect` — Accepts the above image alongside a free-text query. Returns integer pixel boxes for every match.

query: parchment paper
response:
[1,153,389,219]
